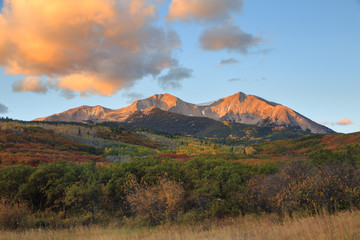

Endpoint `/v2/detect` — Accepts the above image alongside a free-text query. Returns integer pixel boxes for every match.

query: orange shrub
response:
[127,178,185,225]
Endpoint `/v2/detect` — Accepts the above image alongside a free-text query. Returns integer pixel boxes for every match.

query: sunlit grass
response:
[2,210,359,240]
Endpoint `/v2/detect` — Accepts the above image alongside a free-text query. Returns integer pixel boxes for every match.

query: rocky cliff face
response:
[34,92,334,134]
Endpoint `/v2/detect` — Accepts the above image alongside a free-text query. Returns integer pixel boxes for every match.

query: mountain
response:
[34,92,334,134]
[34,105,113,122]
[124,107,312,140]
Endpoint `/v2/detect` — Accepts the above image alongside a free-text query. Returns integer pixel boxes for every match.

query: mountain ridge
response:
[34,92,334,134]
[124,107,313,140]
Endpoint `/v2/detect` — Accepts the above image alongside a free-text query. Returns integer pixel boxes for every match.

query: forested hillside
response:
[0,122,105,167]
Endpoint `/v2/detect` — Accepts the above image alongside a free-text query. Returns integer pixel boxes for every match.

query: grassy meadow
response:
[2,210,359,240]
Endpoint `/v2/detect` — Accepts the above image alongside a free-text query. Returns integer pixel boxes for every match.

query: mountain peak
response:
[221,91,248,104]
[34,92,334,134]
[147,93,177,99]
[134,93,181,112]
[34,105,112,122]
[147,93,180,103]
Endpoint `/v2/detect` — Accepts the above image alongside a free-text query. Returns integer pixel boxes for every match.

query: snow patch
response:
[197,100,218,107]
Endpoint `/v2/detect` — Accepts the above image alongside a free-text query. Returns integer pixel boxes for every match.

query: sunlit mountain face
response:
[35,92,334,134]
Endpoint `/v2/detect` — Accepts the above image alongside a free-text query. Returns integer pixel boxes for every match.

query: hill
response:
[0,122,106,167]
[253,131,360,163]
[2,117,358,168]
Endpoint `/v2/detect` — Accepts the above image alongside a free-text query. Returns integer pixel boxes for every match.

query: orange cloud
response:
[57,73,119,96]
[167,0,243,21]
[0,0,181,96]
[336,119,353,126]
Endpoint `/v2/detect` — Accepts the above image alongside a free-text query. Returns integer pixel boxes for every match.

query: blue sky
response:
[0,0,359,133]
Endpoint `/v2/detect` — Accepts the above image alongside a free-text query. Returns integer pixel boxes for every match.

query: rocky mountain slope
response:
[34,105,113,122]
[124,107,312,140]
[34,92,334,134]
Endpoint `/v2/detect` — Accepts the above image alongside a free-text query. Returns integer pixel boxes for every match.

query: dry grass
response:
[1,210,359,240]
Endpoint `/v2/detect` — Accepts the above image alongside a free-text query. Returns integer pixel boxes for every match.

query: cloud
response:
[60,89,76,100]
[167,0,267,58]
[228,78,245,82]
[228,77,267,83]
[158,67,193,89]
[12,76,48,93]
[0,0,182,96]
[0,103,8,114]
[200,22,263,53]
[167,0,243,22]
[336,119,353,126]
[123,92,144,104]
[214,58,239,68]
[321,119,354,126]
[220,58,239,65]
